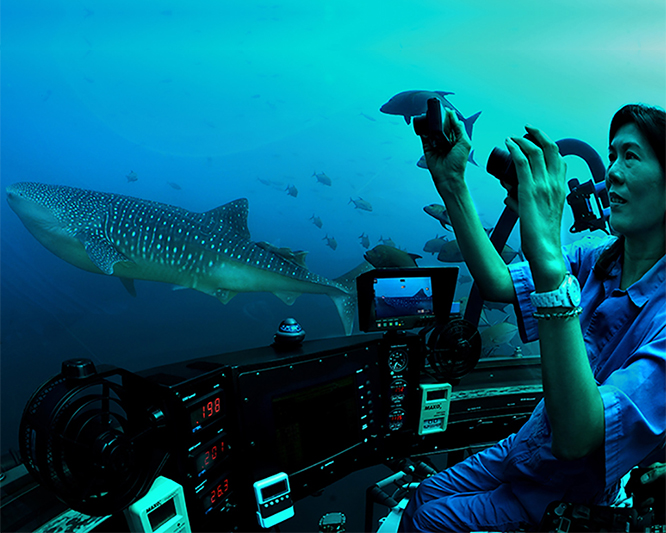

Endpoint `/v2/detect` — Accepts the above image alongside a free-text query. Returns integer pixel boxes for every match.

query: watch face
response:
[566,275,582,306]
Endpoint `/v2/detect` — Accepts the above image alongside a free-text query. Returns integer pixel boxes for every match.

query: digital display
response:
[391,380,407,394]
[194,434,227,476]
[148,498,176,531]
[189,392,225,431]
[427,389,449,401]
[261,479,287,500]
[272,375,359,474]
[373,277,434,320]
[200,475,231,514]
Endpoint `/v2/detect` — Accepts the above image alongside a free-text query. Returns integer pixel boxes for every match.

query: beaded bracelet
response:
[533,306,583,320]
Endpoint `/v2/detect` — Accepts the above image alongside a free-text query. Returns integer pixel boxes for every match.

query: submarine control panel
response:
[12,267,543,532]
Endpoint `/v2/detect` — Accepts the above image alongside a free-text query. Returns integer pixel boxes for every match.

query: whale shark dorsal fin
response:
[292,251,308,269]
[203,198,251,239]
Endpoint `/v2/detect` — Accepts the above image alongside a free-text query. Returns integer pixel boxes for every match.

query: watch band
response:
[529,273,581,309]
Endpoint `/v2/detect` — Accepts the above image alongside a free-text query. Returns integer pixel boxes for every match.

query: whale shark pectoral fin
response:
[81,234,132,275]
[215,289,238,304]
[119,277,137,297]
[273,291,300,305]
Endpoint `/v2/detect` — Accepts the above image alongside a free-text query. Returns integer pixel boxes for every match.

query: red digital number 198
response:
[202,397,221,419]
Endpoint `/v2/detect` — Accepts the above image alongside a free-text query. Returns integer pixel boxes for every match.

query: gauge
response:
[389,379,408,401]
[387,350,408,372]
[388,408,405,431]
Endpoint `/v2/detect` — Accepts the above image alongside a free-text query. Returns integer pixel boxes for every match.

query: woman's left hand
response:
[505,125,568,289]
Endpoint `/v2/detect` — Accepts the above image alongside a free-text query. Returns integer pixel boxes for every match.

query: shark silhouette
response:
[6,182,369,335]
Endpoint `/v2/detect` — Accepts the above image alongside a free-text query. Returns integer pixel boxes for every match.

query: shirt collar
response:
[623,254,666,307]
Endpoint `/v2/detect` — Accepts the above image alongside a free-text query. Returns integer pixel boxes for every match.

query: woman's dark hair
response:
[608,103,665,172]
[594,104,665,279]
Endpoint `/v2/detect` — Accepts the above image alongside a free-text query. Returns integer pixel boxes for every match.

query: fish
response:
[500,244,521,264]
[423,235,447,255]
[126,171,138,183]
[323,234,337,251]
[167,181,182,190]
[436,239,465,263]
[483,300,512,313]
[312,171,332,186]
[6,182,368,335]
[310,214,323,228]
[364,244,422,268]
[458,273,472,284]
[359,233,370,249]
[480,321,518,355]
[379,90,482,140]
[435,238,518,265]
[423,204,454,231]
[349,197,373,212]
[379,236,397,248]
[286,184,298,197]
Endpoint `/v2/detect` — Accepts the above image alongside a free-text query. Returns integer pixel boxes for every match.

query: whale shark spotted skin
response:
[6,182,367,334]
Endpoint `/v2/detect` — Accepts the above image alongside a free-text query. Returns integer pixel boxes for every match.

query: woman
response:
[399,104,665,532]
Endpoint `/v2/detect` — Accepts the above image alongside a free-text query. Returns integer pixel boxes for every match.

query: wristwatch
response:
[530,273,581,309]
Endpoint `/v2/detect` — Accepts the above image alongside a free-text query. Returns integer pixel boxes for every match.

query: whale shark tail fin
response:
[331,261,374,335]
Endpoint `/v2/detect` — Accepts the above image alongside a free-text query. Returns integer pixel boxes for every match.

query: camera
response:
[413,98,454,155]
[486,133,537,198]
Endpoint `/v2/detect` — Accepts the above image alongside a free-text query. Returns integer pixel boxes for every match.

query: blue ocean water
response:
[1,0,664,456]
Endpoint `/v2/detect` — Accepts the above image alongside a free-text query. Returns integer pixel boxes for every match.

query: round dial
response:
[389,379,408,401]
[387,350,408,372]
[388,408,405,431]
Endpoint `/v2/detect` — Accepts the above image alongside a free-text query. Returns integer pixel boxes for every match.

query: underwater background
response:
[1,0,664,457]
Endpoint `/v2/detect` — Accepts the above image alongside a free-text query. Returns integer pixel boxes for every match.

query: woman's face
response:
[606,122,665,240]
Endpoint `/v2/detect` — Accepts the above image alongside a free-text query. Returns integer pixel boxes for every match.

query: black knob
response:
[61,358,96,380]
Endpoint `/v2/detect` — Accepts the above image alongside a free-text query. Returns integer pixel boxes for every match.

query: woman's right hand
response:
[420,108,472,191]
[636,462,666,515]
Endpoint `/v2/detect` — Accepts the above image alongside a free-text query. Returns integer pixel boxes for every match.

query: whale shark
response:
[6,182,370,335]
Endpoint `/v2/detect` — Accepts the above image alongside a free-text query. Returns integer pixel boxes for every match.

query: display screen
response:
[261,479,288,500]
[356,267,458,332]
[189,391,225,431]
[427,389,449,401]
[373,277,433,320]
[272,375,359,474]
[200,474,231,514]
[148,498,176,531]
[193,434,227,476]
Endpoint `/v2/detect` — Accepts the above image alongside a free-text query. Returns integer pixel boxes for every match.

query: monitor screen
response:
[374,276,434,320]
[357,267,458,332]
[272,375,359,474]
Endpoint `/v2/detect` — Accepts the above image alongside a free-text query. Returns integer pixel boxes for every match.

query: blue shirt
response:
[505,237,665,515]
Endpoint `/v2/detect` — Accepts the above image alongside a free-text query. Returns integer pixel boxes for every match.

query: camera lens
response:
[486,147,517,186]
